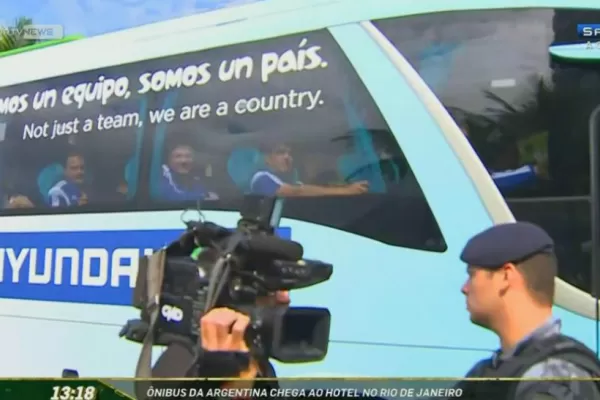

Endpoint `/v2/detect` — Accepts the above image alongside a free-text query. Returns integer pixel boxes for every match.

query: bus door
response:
[372,9,600,359]
[550,43,600,355]
[590,103,600,355]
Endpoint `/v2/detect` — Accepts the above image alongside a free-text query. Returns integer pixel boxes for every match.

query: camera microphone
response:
[185,221,231,246]
[182,222,303,261]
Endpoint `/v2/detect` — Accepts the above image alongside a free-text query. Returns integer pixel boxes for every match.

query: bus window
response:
[146,29,446,251]
[374,8,600,292]
[0,72,145,211]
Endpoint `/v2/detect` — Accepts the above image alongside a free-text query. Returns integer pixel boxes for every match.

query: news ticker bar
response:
[2,378,600,399]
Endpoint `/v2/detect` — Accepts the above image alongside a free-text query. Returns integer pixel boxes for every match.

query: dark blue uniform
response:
[459,222,600,400]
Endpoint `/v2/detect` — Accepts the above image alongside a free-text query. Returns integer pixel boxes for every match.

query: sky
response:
[0,0,265,37]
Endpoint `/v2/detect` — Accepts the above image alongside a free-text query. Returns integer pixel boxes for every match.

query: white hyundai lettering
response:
[111,248,153,288]
[28,249,53,284]
[161,305,183,322]
[0,248,28,282]
[82,248,109,286]
[54,248,80,285]
[8,249,29,283]
[0,247,154,287]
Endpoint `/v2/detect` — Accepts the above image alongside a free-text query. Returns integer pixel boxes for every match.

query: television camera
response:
[120,196,333,378]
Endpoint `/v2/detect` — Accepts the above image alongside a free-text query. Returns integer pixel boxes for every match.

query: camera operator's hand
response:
[200,308,259,381]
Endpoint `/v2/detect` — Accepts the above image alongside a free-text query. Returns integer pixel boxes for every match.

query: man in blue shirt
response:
[158,144,219,202]
[48,152,88,208]
[250,142,368,197]
[457,119,545,191]
[489,165,539,190]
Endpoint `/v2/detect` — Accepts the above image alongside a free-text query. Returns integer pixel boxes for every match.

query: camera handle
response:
[203,230,246,312]
[134,249,168,400]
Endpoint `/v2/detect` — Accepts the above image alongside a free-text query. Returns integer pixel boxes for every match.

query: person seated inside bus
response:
[303,152,342,185]
[7,195,34,208]
[4,194,34,209]
[47,151,89,208]
[158,143,219,202]
[250,141,369,197]
[452,114,546,192]
[116,180,128,199]
[370,131,407,184]
[1,172,35,209]
[485,137,548,192]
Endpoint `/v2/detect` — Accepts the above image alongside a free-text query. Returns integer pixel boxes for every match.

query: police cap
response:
[460,222,554,268]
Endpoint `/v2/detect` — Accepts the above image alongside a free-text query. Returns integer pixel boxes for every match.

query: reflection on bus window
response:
[374,8,600,290]
[143,29,445,250]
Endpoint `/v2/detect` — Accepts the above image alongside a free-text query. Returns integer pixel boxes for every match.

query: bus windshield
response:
[374,7,600,294]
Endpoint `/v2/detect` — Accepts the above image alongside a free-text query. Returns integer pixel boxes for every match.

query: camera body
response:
[126,196,333,363]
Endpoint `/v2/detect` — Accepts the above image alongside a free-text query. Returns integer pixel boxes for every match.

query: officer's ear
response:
[499,262,520,286]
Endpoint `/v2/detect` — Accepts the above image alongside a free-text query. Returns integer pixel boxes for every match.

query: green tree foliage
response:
[0,17,38,52]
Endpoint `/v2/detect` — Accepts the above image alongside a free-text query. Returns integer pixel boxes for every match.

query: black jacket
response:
[148,343,378,400]
[457,333,600,400]
[148,341,278,400]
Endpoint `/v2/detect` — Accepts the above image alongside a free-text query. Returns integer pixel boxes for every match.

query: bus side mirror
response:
[549,43,600,62]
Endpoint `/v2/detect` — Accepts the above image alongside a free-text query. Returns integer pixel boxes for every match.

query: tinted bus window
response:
[141,29,445,251]
[0,70,144,210]
[0,29,445,252]
[374,9,600,291]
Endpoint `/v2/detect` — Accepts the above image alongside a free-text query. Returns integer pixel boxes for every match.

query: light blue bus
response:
[0,0,599,379]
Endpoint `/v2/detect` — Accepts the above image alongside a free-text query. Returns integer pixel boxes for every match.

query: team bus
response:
[0,0,599,379]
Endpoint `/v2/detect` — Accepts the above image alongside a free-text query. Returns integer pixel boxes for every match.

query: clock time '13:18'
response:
[50,385,98,400]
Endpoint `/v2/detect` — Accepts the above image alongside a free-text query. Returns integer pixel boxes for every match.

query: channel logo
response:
[0,24,64,40]
[161,305,183,322]
[577,24,600,38]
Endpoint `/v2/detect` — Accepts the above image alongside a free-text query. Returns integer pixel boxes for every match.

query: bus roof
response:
[0,0,597,88]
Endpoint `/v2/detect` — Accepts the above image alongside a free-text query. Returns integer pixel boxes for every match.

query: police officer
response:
[457,221,600,399]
